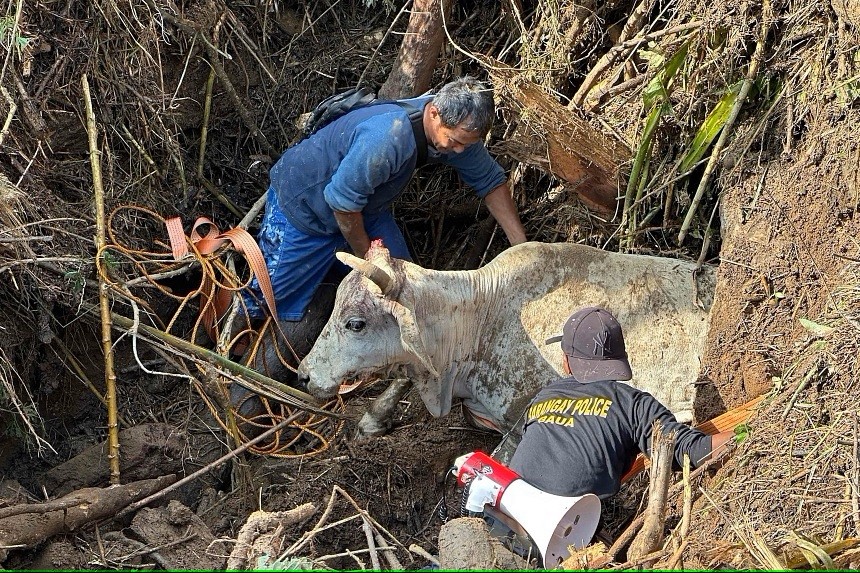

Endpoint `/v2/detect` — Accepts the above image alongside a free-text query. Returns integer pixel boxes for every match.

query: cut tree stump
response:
[490,65,629,215]
[437,517,529,570]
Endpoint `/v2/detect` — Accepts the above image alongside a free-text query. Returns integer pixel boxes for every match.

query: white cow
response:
[298,241,715,433]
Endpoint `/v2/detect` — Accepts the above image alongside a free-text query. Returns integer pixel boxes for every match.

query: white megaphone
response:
[453,451,601,568]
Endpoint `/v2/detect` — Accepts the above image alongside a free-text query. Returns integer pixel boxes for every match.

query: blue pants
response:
[243,188,411,321]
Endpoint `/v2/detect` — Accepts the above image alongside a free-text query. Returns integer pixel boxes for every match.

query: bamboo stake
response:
[678,0,772,244]
[81,73,121,485]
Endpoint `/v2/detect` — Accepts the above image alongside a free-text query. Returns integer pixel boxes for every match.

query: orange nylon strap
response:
[165,216,278,340]
[165,216,189,260]
[620,395,764,483]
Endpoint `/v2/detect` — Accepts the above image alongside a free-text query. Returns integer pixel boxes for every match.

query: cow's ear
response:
[389,301,438,378]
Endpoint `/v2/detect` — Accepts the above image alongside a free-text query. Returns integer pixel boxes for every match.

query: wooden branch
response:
[0,475,176,561]
[81,73,121,485]
[375,530,404,570]
[0,84,17,149]
[362,517,382,571]
[628,421,676,562]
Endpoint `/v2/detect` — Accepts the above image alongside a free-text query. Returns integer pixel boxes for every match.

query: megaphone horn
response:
[453,451,601,568]
[499,477,601,568]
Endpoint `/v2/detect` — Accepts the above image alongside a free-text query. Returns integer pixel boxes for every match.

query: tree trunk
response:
[378,0,454,99]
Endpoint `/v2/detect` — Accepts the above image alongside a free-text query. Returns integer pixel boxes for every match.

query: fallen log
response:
[41,423,187,497]
[0,475,176,562]
[489,65,629,214]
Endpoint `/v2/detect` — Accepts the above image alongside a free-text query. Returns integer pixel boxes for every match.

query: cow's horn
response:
[336,251,394,294]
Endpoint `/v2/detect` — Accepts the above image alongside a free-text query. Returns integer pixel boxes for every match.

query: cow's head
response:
[298,242,444,411]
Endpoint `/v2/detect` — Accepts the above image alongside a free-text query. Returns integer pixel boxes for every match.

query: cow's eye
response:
[345,318,366,332]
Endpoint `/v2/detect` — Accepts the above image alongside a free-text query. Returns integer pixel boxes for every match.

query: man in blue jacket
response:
[242,76,527,322]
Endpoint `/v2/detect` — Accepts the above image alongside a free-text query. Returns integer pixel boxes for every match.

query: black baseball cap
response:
[546,306,633,383]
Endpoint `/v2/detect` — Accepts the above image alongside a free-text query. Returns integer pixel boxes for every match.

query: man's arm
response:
[483,182,527,246]
[708,430,737,457]
[333,210,371,257]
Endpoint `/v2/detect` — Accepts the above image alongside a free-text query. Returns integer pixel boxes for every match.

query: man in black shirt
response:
[508,306,734,499]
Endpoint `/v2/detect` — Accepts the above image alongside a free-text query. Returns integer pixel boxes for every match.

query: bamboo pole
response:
[81,73,121,485]
[104,310,334,416]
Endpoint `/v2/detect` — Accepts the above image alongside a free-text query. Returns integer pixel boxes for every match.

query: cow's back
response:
[483,242,715,422]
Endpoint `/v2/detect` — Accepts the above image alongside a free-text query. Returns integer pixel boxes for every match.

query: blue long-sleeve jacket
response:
[270,96,507,236]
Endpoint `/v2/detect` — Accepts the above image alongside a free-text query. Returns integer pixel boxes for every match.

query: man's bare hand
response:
[484,182,527,246]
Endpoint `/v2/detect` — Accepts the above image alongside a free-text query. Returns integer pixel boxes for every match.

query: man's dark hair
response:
[432,76,495,138]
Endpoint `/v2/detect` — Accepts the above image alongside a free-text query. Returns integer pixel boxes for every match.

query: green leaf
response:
[643,40,690,110]
[733,423,750,444]
[799,318,834,337]
[624,102,666,214]
[678,80,743,174]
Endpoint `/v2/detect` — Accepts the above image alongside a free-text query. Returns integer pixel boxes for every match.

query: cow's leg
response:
[358,378,413,437]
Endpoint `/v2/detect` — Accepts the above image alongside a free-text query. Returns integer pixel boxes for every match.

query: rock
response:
[437,517,530,570]
[130,500,225,570]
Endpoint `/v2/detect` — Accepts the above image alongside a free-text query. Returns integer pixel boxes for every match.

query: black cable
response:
[460,481,472,517]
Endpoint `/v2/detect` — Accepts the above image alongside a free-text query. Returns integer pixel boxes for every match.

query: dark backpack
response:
[300,87,428,167]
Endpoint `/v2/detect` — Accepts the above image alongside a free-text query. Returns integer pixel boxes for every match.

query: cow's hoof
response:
[358,412,391,437]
